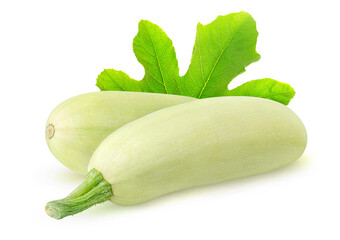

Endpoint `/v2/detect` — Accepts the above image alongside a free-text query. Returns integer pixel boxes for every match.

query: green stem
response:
[45,169,113,220]
[66,168,105,199]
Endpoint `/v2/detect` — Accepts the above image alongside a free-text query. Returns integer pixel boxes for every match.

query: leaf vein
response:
[197,25,239,98]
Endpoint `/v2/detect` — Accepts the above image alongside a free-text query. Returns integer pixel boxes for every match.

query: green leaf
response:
[97,20,181,95]
[96,12,295,105]
[96,69,142,92]
[133,20,181,94]
[226,78,295,105]
[181,11,260,98]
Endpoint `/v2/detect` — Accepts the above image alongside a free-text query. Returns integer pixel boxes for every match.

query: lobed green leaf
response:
[96,12,295,105]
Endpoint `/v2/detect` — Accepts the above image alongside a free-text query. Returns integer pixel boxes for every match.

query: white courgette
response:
[46,96,307,219]
[45,91,194,175]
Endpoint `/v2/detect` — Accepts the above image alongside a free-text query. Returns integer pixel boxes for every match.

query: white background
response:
[1,0,339,239]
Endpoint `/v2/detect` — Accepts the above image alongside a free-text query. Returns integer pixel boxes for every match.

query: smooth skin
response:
[46,96,307,219]
[45,91,194,175]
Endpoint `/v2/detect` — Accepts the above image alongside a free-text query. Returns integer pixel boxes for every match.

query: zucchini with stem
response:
[46,96,307,219]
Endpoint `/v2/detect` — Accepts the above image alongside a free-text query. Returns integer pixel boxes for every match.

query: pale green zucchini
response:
[45,91,194,175]
[46,96,307,219]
